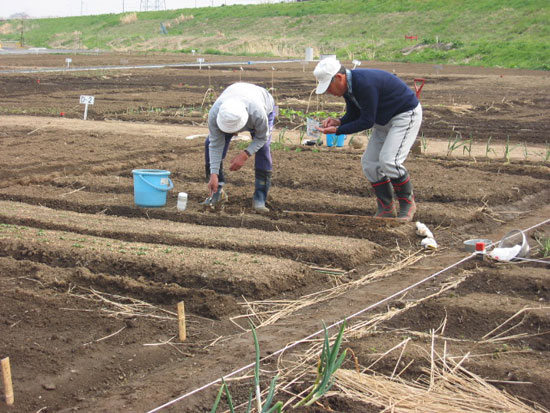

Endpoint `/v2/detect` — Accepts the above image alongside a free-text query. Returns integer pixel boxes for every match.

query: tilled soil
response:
[0,53,549,413]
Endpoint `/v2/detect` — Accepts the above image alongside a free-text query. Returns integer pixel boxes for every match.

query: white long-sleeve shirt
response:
[207,83,274,175]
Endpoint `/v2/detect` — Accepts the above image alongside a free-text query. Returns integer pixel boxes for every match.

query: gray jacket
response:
[207,83,274,174]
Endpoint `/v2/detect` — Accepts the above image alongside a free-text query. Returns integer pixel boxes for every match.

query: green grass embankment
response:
[1,0,548,70]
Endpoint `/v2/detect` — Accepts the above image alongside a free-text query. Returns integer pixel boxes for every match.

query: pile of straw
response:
[334,356,547,413]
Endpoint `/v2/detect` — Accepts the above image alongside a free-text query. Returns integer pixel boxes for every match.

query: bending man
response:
[313,58,422,221]
[202,82,276,212]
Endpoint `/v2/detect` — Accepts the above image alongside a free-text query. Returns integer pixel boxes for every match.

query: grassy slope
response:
[2,0,549,70]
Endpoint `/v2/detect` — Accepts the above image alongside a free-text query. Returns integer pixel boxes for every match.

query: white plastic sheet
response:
[488,245,522,261]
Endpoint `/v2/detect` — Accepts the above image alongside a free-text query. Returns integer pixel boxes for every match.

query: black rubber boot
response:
[391,173,417,221]
[371,178,397,218]
[252,169,272,212]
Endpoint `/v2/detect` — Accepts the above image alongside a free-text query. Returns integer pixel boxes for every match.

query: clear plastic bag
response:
[306,118,320,139]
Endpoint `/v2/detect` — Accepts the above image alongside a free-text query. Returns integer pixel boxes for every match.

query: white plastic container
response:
[498,229,530,258]
[177,192,188,211]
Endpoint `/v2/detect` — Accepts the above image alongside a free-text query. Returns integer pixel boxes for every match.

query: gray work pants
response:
[361,103,422,182]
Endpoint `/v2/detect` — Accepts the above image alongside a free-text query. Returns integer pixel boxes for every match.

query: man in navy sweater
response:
[314,58,422,221]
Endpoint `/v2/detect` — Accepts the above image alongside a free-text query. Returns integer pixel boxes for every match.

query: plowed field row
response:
[1,55,549,412]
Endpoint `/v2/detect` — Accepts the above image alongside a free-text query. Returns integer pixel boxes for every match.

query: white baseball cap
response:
[313,58,342,94]
[217,99,248,133]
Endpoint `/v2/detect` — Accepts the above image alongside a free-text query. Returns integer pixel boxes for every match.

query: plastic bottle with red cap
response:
[475,241,486,260]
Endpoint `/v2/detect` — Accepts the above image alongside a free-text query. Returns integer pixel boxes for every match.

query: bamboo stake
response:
[177,302,186,342]
[1,357,14,406]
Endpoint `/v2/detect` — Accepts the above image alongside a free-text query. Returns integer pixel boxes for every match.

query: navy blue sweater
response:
[336,69,419,135]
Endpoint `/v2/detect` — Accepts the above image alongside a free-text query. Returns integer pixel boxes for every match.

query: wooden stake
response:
[177,302,186,342]
[1,357,14,406]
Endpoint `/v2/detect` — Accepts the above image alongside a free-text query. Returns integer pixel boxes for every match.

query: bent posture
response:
[202,82,276,212]
[314,58,422,221]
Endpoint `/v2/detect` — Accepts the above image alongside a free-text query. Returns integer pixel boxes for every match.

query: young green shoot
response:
[541,141,550,163]
[420,132,428,153]
[271,128,290,151]
[462,137,473,158]
[211,324,282,413]
[522,142,529,160]
[485,136,497,159]
[535,234,550,257]
[503,136,520,164]
[446,132,465,157]
[294,321,347,407]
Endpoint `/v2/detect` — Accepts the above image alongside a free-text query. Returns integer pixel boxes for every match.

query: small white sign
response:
[197,57,205,70]
[79,95,95,120]
[79,95,95,105]
[65,58,72,68]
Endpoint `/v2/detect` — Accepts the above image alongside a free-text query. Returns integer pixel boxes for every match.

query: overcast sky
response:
[1,0,283,19]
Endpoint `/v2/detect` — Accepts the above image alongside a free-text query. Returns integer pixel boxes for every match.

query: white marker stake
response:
[177,302,186,342]
[65,58,72,68]
[79,95,95,120]
[1,357,14,406]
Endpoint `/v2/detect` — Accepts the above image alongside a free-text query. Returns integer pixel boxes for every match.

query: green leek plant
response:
[485,136,497,159]
[503,136,521,164]
[211,324,283,413]
[535,235,550,257]
[211,321,347,412]
[522,142,529,160]
[462,137,473,158]
[294,321,347,407]
[420,133,428,153]
[541,141,550,163]
[446,132,466,157]
[270,128,290,151]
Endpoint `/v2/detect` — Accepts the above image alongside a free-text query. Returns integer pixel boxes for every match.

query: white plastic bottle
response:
[177,192,188,211]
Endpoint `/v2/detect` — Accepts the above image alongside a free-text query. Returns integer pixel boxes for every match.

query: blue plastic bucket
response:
[326,134,346,147]
[132,169,174,207]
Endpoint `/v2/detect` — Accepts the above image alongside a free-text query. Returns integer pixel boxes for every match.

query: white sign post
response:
[79,95,95,120]
[197,57,205,70]
[65,58,72,68]
[352,59,362,69]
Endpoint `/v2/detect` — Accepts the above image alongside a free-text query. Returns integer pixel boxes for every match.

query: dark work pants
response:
[204,108,276,184]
